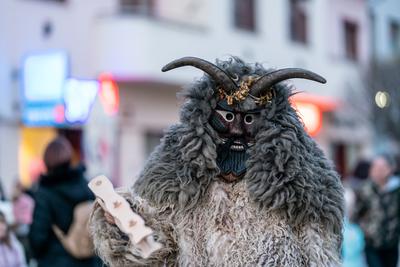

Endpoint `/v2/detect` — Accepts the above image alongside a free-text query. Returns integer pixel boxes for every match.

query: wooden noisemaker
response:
[88,175,162,258]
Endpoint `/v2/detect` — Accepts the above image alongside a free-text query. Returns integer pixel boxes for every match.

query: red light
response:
[293,102,322,137]
[291,93,339,137]
[99,73,119,115]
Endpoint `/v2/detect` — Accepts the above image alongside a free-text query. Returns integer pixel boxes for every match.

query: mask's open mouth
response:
[230,141,245,151]
[217,138,250,182]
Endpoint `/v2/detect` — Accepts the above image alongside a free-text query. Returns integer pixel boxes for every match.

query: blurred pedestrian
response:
[0,210,27,267]
[12,180,34,264]
[346,159,371,191]
[342,187,366,267]
[353,154,400,267]
[29,136,98,267]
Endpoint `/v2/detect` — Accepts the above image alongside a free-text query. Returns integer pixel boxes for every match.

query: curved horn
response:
[162,57,238,93]
[250,68,327,97]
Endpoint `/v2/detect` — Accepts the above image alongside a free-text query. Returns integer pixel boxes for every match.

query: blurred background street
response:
[0,0,400,266]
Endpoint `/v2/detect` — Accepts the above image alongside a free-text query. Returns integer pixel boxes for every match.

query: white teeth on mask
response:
[230,144,245,151]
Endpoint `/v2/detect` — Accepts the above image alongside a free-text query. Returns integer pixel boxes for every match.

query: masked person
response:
[90,57,344,266]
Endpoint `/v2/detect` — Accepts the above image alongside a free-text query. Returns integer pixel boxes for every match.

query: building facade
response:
[93,0,373,182]
[0,0,117,195]
[0,0,381,194]
[369,0,400,60]
[367,0,400,154]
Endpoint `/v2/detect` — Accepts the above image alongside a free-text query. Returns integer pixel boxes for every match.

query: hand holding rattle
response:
[88,175,162,258]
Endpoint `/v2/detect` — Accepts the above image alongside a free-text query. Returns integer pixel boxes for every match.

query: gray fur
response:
[90,57,344,266]
[246,85,344,238]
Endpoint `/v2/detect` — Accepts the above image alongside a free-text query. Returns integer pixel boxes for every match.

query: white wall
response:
[0,1,16,120]
[370,0,400,60]
[326,0,370,65]
[92,0,369,98]
[1,0,371,115]
[0,123,19,198]
[2,0,117,78]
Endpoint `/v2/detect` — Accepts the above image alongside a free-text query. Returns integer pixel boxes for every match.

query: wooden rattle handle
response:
[88,175,162,258]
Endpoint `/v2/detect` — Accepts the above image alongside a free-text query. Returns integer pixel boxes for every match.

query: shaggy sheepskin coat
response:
[89,58,344,267]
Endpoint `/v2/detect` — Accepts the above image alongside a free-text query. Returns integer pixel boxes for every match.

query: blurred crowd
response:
[0,136,400,267]
[343,153,400,267]
[0,136,102,267]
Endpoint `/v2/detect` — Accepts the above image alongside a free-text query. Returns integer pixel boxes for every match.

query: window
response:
[343,20,359,61]
[332,143,346,178]
[390,20,400,54]
[120,0,156,15]
[289,0,308,44]
[233,0,256,32]
[145,131,163,157]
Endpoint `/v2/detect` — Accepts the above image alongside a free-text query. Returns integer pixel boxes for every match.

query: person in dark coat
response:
[353,154,400,267]
[29,136,98,267]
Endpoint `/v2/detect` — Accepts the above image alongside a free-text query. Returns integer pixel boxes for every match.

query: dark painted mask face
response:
[209,101,261,182]
[161,57,327,182]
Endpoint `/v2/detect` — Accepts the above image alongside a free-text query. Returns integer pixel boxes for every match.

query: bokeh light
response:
[375,91,390,108]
